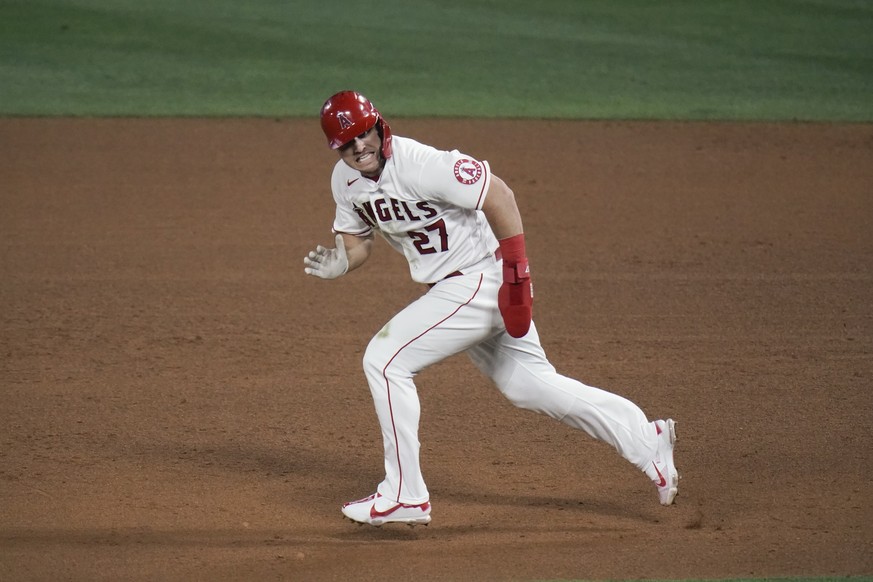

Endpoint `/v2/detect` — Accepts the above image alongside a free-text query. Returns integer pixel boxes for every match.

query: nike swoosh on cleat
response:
[652,462,667,487]
[370,502,430,519]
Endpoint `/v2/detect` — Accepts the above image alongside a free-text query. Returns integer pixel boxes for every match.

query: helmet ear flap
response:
[377,117,393,160]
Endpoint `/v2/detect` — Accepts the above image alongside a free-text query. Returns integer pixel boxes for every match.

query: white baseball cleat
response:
[648,419,680,505]
[341,492,432,526]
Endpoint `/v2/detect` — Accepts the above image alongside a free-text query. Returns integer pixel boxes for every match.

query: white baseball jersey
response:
[320,134,672,514]
[330,136,499,284]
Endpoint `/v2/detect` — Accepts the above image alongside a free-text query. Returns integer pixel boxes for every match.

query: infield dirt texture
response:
[1,117,871,581]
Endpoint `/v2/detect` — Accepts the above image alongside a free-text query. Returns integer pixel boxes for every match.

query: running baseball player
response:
[304,91,679,526]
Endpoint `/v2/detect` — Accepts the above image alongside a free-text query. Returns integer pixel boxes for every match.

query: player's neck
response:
[361,159,385,181]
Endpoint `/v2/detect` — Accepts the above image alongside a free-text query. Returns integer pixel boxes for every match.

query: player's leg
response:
[466,320,679,504]
[352,274,496,515]
[467,324,657,467]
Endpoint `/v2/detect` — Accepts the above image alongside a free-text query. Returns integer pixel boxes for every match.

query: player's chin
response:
[355,157,381,175]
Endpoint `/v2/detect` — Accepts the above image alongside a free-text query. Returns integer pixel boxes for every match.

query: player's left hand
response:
[304,234,349,279]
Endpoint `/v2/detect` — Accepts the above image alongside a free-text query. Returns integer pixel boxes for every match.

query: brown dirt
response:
[1,118,872,582]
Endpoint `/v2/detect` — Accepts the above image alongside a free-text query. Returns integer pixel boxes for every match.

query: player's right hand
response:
[304,234,349,279]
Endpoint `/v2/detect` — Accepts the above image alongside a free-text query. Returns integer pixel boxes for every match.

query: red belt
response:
[427,249,502,288]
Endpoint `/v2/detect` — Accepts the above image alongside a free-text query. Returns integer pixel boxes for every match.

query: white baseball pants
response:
[362,259,660,505]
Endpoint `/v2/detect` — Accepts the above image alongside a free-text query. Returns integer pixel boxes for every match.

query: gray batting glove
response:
[303,234,349,279]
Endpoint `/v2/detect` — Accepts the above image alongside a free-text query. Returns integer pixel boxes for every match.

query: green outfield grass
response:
[1,0,871,120]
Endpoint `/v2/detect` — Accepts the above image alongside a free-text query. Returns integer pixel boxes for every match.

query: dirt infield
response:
[1,118,871,582]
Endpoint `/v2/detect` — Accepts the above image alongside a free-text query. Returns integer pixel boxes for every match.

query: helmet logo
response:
[337,113,353,129]
[453,159,483,185]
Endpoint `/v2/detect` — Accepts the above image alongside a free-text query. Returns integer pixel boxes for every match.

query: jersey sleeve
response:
[414,149,492,211]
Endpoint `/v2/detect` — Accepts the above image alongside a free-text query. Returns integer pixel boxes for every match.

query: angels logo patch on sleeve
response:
[453,158,483,185]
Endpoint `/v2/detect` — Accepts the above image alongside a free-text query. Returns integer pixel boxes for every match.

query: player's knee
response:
[495,376,535,410]
[363,338,401,380]
[497,374,567,417]
[364,337,417,388]
[504,390,539,412]
[362,340,384,380]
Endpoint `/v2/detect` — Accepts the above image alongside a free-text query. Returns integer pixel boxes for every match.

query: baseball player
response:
[304,91,679,527]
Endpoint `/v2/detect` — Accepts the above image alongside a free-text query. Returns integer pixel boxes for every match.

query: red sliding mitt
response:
[497,234,533,338]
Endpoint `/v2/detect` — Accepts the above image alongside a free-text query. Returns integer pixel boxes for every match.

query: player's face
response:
[338,126,382,177]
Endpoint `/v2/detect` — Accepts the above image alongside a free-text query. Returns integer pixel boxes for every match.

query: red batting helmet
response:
[320,91,393,159]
